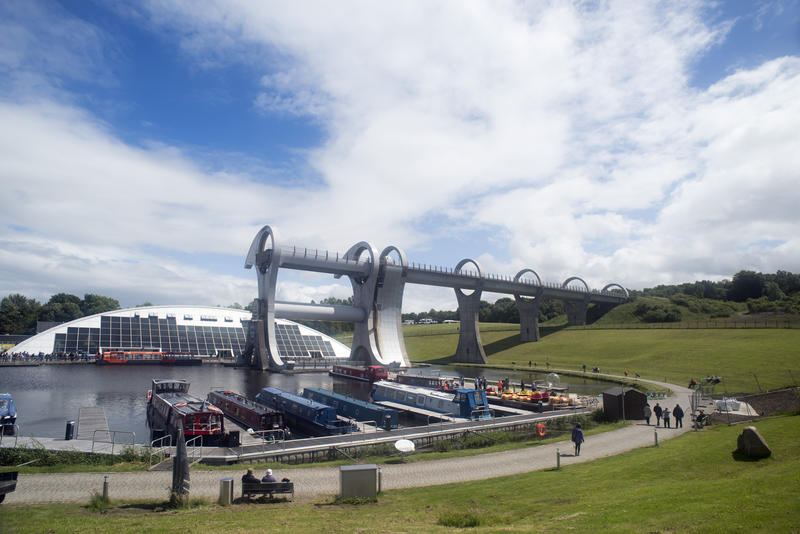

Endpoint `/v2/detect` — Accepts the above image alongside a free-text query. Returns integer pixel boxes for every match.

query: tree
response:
[729,271,765,302]
[38,301,82,322]
[81,294,120,316]
[135,302,154,308]
[0,294,41,334]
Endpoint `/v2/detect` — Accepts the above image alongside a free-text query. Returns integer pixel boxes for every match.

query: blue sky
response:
[1,0,799,312]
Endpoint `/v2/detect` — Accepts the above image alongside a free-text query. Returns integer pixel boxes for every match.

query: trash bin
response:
[65,420,75,440]
[219,478,234,506]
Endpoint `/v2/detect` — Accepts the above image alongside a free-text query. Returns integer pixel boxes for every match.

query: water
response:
[0,364,613,443]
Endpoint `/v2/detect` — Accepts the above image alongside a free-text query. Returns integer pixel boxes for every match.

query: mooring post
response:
[654,427,658,447]
[556,447,561,469]
[103,475,109,500]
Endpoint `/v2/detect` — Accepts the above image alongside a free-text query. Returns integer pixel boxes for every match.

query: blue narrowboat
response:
[370,381,492,420]
[254,387,357,437]
[302,387,399,429]
[0,393,16,434]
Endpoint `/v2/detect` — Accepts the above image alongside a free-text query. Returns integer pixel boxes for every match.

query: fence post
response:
[752,373,762,393]
[556,448,561,470]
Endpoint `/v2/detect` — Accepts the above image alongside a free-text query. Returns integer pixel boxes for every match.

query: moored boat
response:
[0,393,16,434]
[370,380,492,420]
[302,387,399,429]
[146,379,239,446]
[254,387,357,437]
[98,351,202,365]
[206,390,288,438]
[329,364,388,382]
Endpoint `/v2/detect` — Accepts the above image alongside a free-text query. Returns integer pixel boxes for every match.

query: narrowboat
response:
[329,364,388,382]
[206,390,288,437]
[254,387,357,437]
[146,379,239,446]
[98,351,202,365]
[0,393,16,434]
[370,381,492,420]
[395,373,461,391]
[302,387,398,429]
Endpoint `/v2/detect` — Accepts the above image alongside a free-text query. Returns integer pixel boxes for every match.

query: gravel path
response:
[4,381,698,505]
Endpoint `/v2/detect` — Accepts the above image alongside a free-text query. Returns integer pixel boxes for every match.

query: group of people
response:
[643,402,685,428]
[242,468,284,484]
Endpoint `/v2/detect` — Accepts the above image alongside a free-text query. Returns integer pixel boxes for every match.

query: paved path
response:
[4,380,701,505]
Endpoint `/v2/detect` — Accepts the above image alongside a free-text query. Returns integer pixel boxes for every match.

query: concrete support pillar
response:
[454,259,487,364]
[517,299,542,342]
[564,298,589,326]
[514,269,544,342]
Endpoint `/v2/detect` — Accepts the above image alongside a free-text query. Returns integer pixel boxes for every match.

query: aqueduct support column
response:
[244,225,285,370]
[342,242,382,365]
[454,259,488,364]
[562,277,591,326]
[514,269,544,342]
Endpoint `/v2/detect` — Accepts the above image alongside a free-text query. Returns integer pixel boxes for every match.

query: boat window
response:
[0,400,7,409]
[416,395,425,407]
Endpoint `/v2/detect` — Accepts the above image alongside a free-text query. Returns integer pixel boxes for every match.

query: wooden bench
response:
[242,481,294,500]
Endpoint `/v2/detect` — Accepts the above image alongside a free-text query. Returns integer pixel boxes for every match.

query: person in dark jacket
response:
[643,403,652,425]
[261,468,277,482]
[673,404,684,428]
[242,469,259,484]
[571,423,585,456]
[653,403,663,426]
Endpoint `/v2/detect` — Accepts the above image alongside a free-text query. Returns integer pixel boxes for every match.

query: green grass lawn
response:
[404,324,800,393]
[5,415,798,533]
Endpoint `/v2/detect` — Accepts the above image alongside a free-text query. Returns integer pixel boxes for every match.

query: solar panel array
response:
[53,315,247,356]
[274,323,336,358]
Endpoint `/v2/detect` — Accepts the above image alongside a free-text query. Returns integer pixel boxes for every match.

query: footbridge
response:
[244,225,628,370]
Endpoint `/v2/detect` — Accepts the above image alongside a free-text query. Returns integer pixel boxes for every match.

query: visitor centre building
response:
[8,305,351,361]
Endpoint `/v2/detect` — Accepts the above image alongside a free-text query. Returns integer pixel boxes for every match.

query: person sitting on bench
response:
[261,468,277,483]
[696,409,709,427]
[242,469,259,484]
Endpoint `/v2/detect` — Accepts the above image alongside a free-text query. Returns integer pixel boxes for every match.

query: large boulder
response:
[736,426,772,459]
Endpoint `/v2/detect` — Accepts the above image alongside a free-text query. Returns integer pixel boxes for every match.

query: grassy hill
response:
[403,323,800,393]
[8,414,799,532]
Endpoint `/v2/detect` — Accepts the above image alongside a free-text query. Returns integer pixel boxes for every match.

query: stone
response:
[736,426,772,459]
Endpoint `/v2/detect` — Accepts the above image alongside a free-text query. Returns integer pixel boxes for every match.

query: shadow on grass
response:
[419,355,457,365]
[483,334,523,356]
[731,449,770,462]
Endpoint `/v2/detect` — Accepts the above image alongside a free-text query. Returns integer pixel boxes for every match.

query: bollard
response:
[654,427,659,447]
[103,475,109,501]
[219,478,234,506]
[65,420,75,440]
[556,448,561,470]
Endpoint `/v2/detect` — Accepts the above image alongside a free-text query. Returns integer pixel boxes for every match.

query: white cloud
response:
[0,1,798,312]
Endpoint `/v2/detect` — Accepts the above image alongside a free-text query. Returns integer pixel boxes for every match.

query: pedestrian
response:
[582,364,587,373]
[643,403,652,425]
[571,423,585,456]
[662,407,671,428]
[673,404,684,428]
[653,403,663,426]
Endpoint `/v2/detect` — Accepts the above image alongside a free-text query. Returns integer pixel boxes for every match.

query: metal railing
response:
[149,434,173,470]
[186,435,203,465]
[91,429,136,455]
[0,423,20,447]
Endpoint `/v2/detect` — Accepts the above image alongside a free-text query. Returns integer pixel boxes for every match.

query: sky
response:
[1,0,799,313]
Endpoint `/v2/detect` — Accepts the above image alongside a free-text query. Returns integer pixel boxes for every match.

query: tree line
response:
[0,293,121,335]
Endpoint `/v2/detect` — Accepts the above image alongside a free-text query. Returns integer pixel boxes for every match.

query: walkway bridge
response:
[244,225,628,370]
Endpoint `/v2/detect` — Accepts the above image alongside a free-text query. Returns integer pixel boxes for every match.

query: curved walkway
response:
[4,379,697,505]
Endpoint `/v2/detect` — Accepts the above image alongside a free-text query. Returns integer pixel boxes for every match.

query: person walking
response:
[673,404,684,428]
[643,403,652,425]
[662,407,671,428]
[571,423,585,456]
[653,403,663,426]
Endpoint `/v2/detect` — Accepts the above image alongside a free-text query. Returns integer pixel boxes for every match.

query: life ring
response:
[536,423,546,437]
[146,390,152,401]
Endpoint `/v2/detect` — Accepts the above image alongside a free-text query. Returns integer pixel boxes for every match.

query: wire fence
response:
[570,319,800,330]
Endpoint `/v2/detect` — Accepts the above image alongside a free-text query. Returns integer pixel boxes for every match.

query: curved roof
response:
[9,305,351,357]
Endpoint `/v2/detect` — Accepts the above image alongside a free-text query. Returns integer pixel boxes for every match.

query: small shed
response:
[602,387,648,420]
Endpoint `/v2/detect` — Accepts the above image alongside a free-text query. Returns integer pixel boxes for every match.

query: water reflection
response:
[0,363,616,443]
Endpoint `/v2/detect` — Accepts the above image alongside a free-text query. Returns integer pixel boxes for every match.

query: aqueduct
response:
[244,225,628,370]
